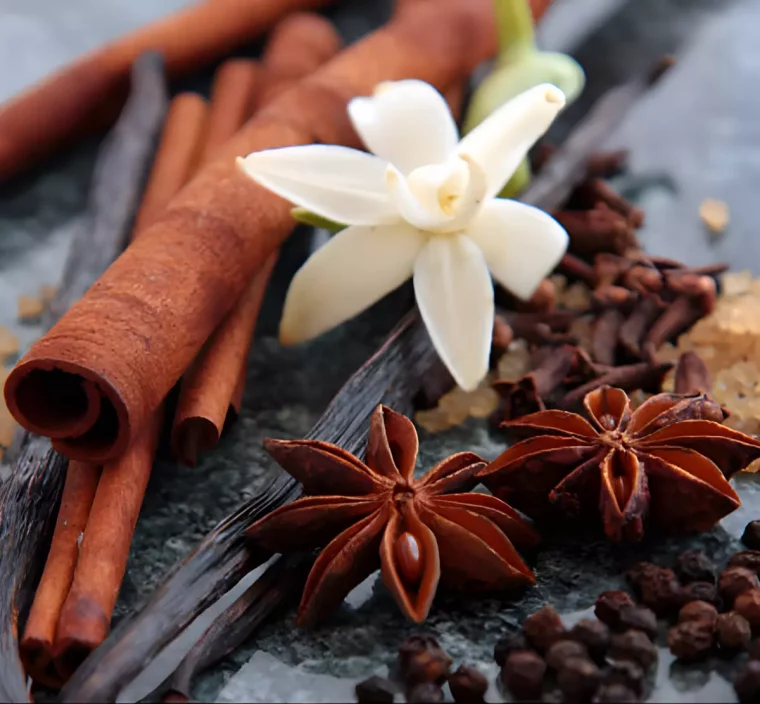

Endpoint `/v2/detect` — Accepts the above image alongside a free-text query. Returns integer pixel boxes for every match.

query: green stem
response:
[494,0,536,61]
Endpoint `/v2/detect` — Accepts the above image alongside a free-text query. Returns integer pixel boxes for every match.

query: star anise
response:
[479,386,760,541]
[247,405,538,625]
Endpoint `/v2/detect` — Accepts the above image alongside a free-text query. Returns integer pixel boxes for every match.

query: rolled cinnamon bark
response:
[19,462,101,688]
[50,92,211,679]
[4,0,500,462]
[171,13,341,467]
[0,0,334,183]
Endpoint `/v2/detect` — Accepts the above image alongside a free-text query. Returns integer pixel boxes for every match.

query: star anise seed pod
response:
[479,386,760,541]
[247,405,538,625]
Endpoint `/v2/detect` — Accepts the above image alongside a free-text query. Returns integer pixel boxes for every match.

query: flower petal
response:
[457,83,566,199]
[466,198,568,300]
[237,145,398,226]
[413,235,494,391]
[280,222,426,344]
[348,80,459,174]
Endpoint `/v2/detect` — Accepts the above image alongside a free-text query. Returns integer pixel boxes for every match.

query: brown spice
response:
[729,551,760,575]
[493,631,529,667]
[523,605,567,652]
[677,581,719,608]
[674,550,717,584]
[699,198,729,234]
[407,682,444,702]
[734,660,760,704]
[501,650,546,700]
[742,521,760,551]
[668,620,714,661]
[446,664,488,704]
[557,657,601,702]
[601,659,644,696]
[355,675,396,704]
[594,591,635,628]
[719,567,760,605]
[715,612,752,651]
[569,618,611,663]
[608,631,657,671]
[398,636,452,686]
[734,589,760,631]
[617,605,657,640]
[593,683,640,702]
[638,567,682,616]
[546,640,589,670]
[678,601,718,628]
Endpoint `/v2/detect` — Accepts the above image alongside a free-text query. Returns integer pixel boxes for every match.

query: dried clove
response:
[618,297,661,358]
[592,309,625,366]
[673,351,714,395]
[574,178,644,228]
[559,253,597,287]
[554,207,637,257]
[560,362,672,409]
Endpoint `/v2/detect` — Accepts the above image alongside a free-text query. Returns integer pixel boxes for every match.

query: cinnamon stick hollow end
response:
[4,352,131,462]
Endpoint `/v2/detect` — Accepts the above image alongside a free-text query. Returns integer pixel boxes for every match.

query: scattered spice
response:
[545,639,589,670]
[482,385,757,541]
[734,660,760,704]
[407,682,444,703]
[719,567,760,605]
[523,605,567,652]
[715,612,752,651]
[608,631,657,671]
[674,550,716,584]
[355,676,396,704]
[446,664,488,704]
[734,589,760,631]
[729,551,760,575]
[678,601,718,628]
[593,683,640,703]
[677,581,719,608]
[39,285,58,304]
[594,591,635,629]
[742,521,760,551]
[601,659,644,697]
[247,406,537,625]
[699,198,729,234]
[398,636,452,687]
[569,618,611,663]
[16,295,45,322]
[501,650,546,701]
[635,567,682,616]
[668,620,714,661]
[557,656,601,702]
[617,605,657,640]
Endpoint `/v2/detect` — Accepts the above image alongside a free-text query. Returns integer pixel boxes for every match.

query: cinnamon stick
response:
[0,0,335,183]
[5,0,499,464]
[171,14,341,467]
[19,462,101,688]
[51,92,210,679]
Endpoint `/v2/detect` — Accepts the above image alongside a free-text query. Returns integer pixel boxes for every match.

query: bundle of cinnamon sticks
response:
[5,0,561,689]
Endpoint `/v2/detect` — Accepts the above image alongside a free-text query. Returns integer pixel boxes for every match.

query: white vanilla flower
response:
[238,80,569,391]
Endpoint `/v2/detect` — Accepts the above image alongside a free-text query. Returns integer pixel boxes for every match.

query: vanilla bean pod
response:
[59,312,439,701]
[159,554,312,703]
[0,53,167,703]
[520,56,675,211]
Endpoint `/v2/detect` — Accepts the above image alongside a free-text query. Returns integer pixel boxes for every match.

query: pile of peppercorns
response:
[354,527,760,703]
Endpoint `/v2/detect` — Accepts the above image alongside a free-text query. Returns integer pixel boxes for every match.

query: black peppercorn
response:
[637,568,681,616]
[741,520,760,550]
[557,656,601,702]
[715,611,752,651]
[677,581,719,608]
[546,640,589,670]
[674,550,716,584]
[602,660,644,696]
[493,631,529,667]
[609,630,658,671]
[523,605,566,652]
[734,588,760,630]
[617,605,657,640]
[356,676,397,704]
[447,665,488,704]
[719,567,760,605]
[734,660,760,704]
[593,684,640,703]
[668,620,714,661]
[595,591,635,628]
[397,635,452,686]
[501,650,546,700]
[407,682,444,703]
[569,618,611,663]
[678,600,718,628]
[729,550,760,575]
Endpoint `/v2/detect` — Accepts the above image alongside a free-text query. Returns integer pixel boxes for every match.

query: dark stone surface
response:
[2,0,760,701]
